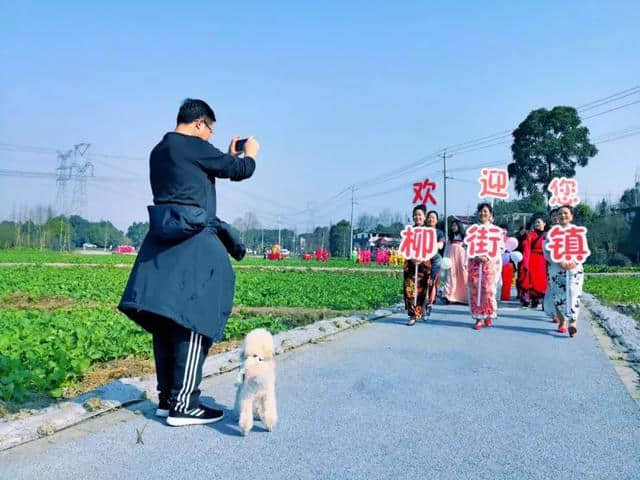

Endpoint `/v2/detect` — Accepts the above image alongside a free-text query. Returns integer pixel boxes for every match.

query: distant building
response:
[353,232,400,249]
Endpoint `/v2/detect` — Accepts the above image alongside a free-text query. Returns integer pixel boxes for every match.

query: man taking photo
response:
[119,98,258,426]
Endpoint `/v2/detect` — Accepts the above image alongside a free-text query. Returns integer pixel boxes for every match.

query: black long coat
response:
[118,132,255,340]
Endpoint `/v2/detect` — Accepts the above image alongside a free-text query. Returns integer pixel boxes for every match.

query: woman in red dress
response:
[521,215,548,309]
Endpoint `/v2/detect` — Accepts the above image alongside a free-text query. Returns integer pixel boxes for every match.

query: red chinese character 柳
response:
[545,225,591,264]
[399,226,437,261]
[548,177,580,207]
[463,224,504,260]
[478,168,509,199]
[412,178,437,205]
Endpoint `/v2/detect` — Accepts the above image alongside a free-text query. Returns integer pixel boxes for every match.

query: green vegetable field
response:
[0,253,402,406]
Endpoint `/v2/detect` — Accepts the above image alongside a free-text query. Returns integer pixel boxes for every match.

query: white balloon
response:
[441,257,452,270]
[505,237,518,252]
[510,251,523,263]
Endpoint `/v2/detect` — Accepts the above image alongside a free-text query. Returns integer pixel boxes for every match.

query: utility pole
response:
[349,185,355,259]
[277,216,281,246]
[439,150,451,236]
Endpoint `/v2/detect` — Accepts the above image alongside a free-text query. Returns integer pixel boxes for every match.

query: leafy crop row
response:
[0,307,293,403]
[583,276,640,305]
[0,266,402,309]
[0,263,402,403]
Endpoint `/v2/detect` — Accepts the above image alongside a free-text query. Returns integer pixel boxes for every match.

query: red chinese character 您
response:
[463,224,504,260]
[545,225,590,263]
[548,177,580,207]
[412,178,437,205]
[478,168,509,199]
[399,226,438,261]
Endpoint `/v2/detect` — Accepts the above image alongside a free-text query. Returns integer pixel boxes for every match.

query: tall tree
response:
[127,222,149,248]
[508,106,597,199]
[619,182,640,208]
[329,220,351,257]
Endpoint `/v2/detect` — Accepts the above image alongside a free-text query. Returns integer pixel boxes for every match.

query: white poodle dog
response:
[234,328,278,436]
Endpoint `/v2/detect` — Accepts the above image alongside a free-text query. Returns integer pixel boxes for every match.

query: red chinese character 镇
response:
[548,177,580,207]
[399,226,438,261]
[545,225,590,263]
[412,178,437,205]
[464,224,504,260]
[478,168,509,199]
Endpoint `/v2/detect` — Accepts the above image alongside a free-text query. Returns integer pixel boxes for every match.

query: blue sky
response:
[1,1,639,232]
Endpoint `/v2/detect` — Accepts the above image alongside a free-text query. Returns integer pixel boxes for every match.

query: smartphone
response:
[235,138,248,153]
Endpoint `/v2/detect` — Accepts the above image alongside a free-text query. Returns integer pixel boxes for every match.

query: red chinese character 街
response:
[545,225,591,263]
[478,168,509,199]
[463,224,504,260]
[412,178,437,205]
[548,177,580,207]
[399,226,438,261]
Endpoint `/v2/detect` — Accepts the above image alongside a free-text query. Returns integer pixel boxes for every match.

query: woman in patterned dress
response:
[543,206,586,337]
[403,204,432,326]
[543,208,560,323]
[424,210,446,317]
[468,203,503,330]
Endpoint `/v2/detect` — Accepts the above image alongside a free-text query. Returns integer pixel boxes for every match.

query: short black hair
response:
[177,98,216,125]
[477,202,493,214]
[558,205,574,215]
[426,210,439,220]
[498,223,508,230]
[412,204,427,215]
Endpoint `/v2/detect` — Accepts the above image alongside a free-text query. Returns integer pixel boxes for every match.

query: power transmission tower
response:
[55,150,73,215]
[55,143,93,218]
[70,143,93,219]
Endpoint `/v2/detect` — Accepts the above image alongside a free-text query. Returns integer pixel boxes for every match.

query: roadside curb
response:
[0,305,400,451]
[583,293,640,406]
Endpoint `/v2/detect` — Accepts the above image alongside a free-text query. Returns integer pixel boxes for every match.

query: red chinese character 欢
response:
[548,177,580,207]
[545,225,590,263]
[399,226,438,261]
[463,224,504,260]
[412,178,437,205]
[478,168,509,199]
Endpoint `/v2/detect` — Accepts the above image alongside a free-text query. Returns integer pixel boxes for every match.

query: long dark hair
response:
[448,219,466,241]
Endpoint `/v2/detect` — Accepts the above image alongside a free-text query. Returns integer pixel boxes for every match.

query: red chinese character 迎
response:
[464,224,504,260]
[399,225,438,261]
[545,225,590,263]
[548,177,580,207]
[412,178,437,205]
[478,168,509,199]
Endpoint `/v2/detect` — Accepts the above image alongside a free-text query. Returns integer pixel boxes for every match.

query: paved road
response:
[2,302,640,479]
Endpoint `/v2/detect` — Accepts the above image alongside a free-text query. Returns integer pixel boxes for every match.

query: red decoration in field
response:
[376,248,389,265]
[548,177,580,207]
[478,168,509,199]
[545,225,591,263]
[412,178,437,205]
[399,226,438,261]
[356,249,372,265]
[464,224,504,260]
[315,248,329,262]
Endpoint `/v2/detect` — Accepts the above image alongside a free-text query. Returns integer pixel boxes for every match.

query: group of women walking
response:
[402,203,585,337]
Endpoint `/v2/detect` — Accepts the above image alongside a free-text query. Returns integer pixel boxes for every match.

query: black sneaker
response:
[166,405,224,426]
[155,398,170,418]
